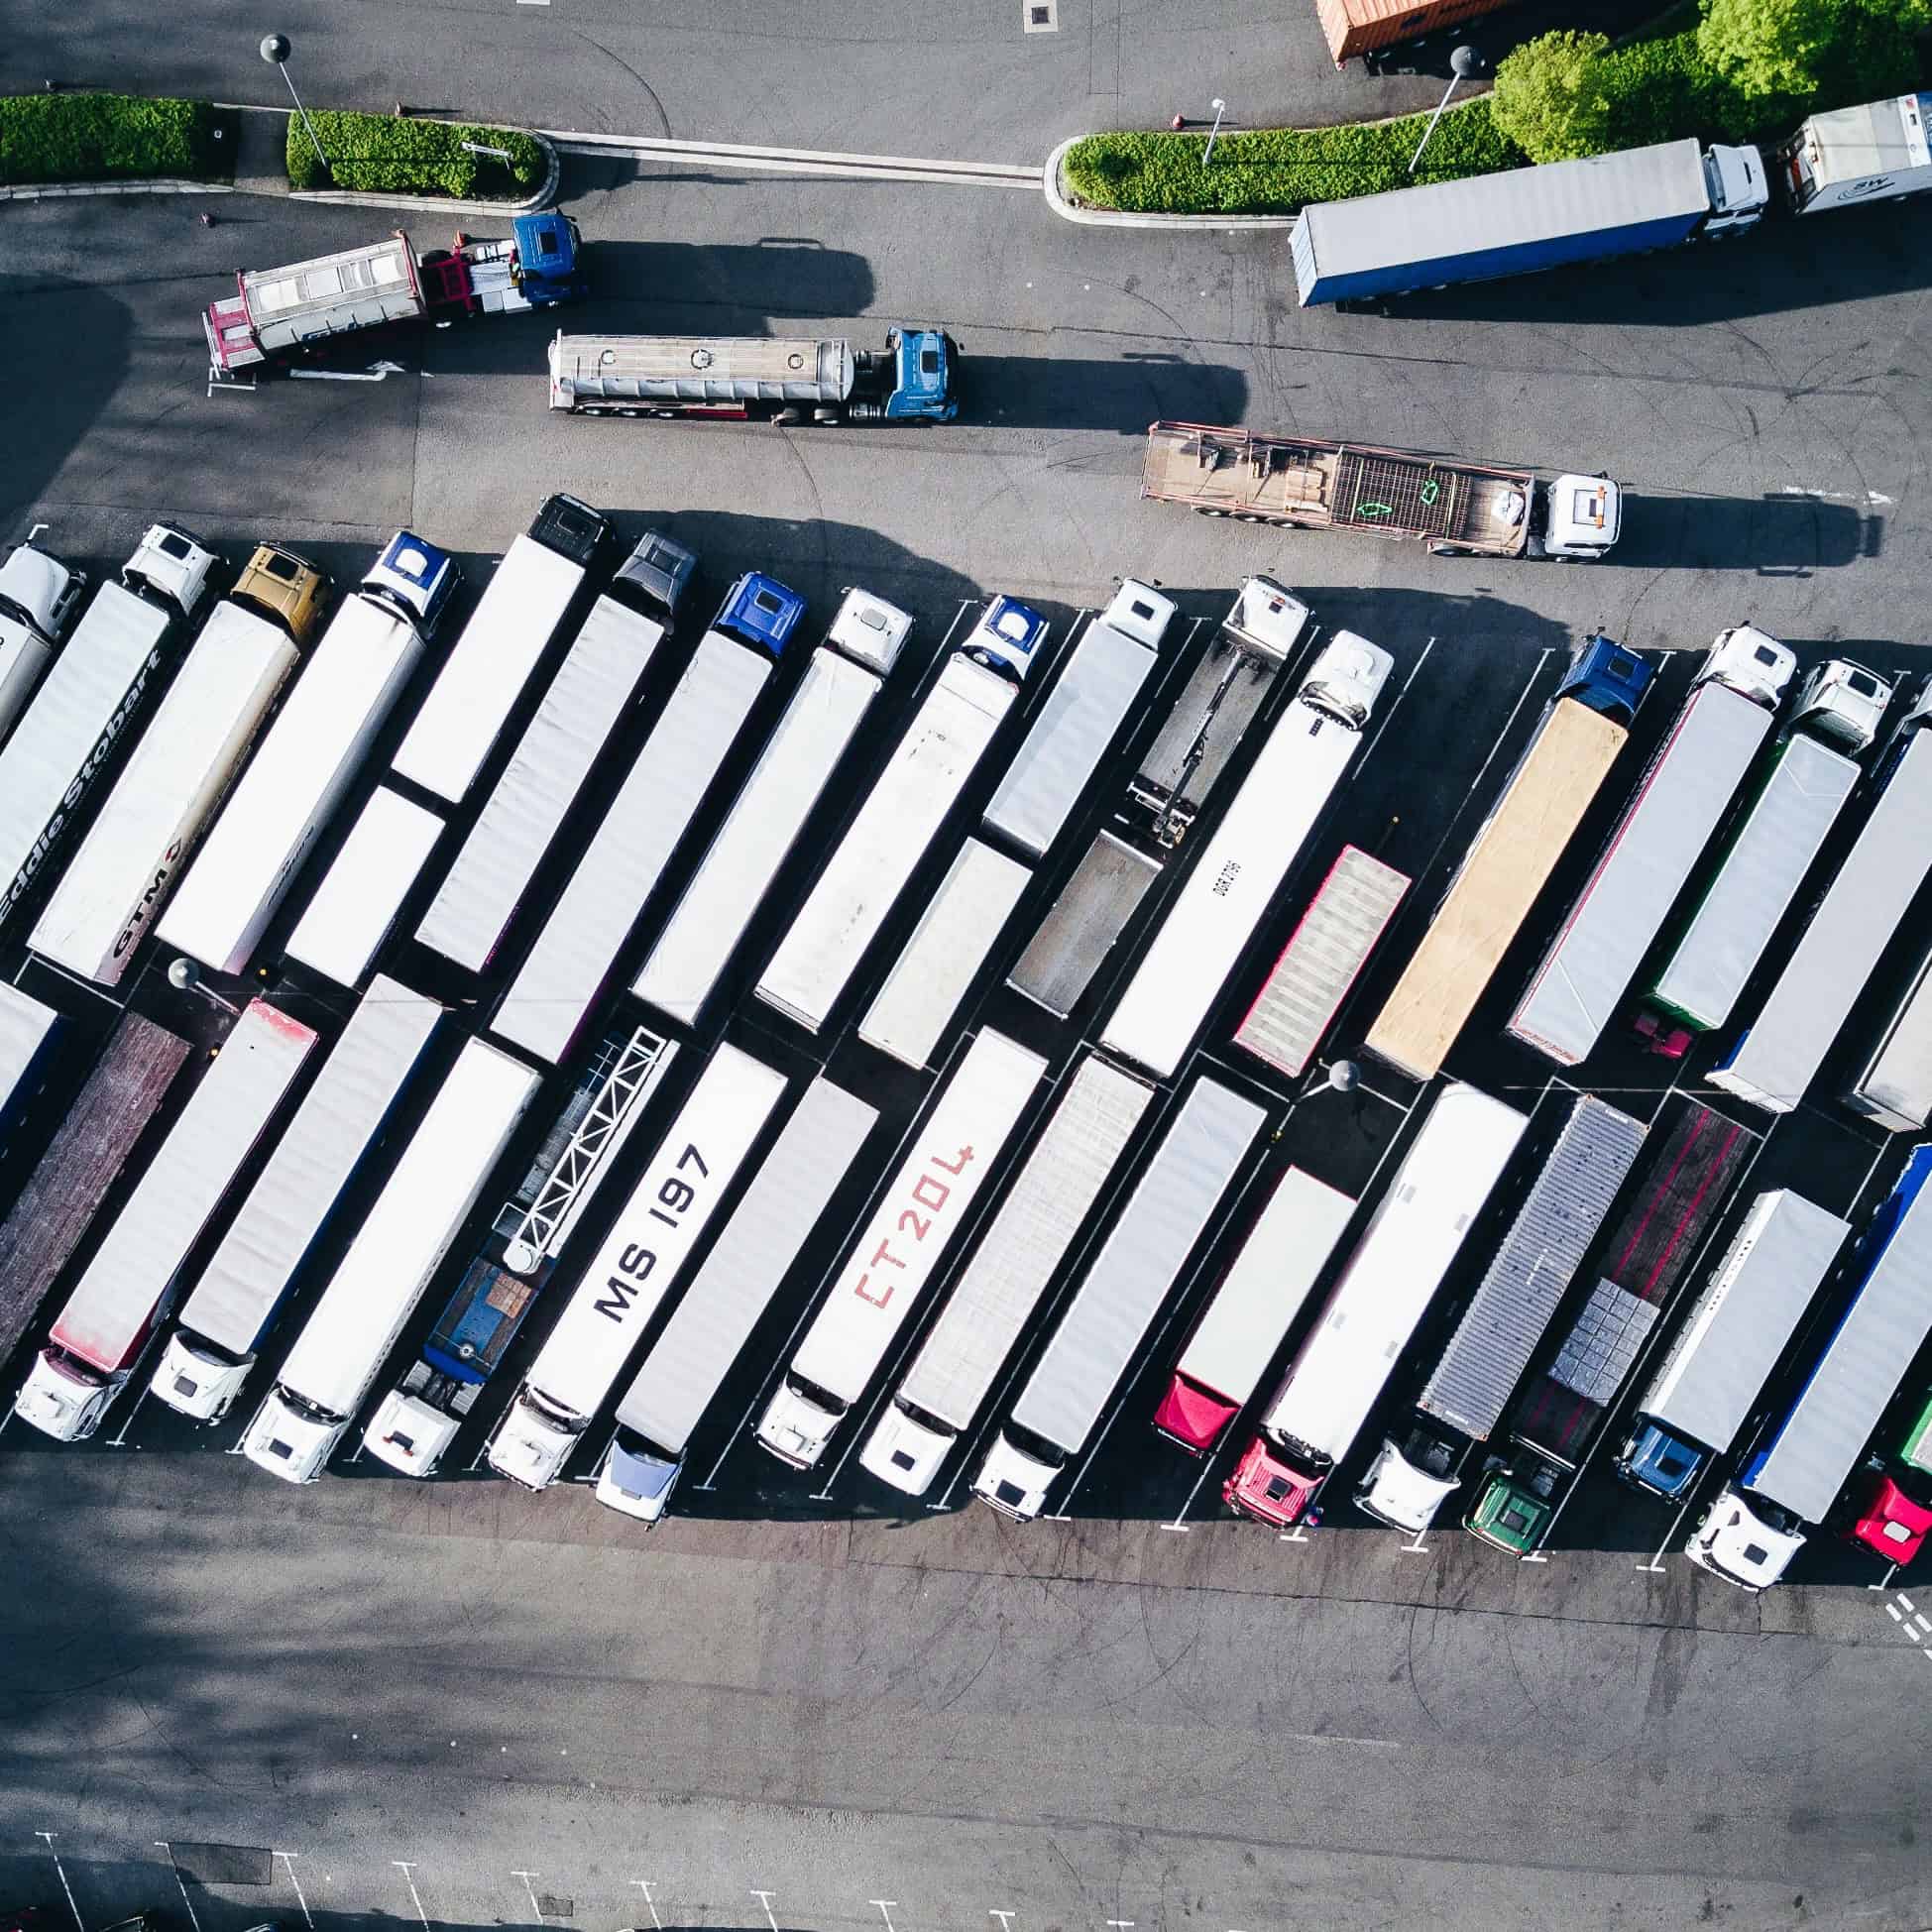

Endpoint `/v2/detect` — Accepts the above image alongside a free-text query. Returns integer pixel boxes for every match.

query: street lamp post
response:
[1409,46,1481,174]
[1202,97,1228,170]
[168,957,241,1019]
[261,33,330,182]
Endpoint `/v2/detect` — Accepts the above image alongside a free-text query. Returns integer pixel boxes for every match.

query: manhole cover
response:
[1025,0,1058,30]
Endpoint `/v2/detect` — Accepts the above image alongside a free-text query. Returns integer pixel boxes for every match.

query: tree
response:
[1698,0,1932,102]
[1490,31,1615,164]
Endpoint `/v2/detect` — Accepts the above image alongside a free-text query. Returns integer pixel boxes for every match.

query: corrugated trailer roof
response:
[1851,947,1932,1132]
[0,982,59,1122]
[285,787,444,989]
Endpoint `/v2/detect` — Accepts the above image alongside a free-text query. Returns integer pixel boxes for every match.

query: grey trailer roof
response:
[176,980,443,1356]
[285,788,444,990]
[1854,948,1932,1131]
[418,597,661,970]
[1650,733,1859,1030]
[1297,139,1708,285]
[1419,1093,1646,1441]
[552,334,854,406]
[1715,731,1932,1112]
[0,982,57,1115]
[614,1079,877,1454]
[495,633,772,1063]
[1009,1075,1265,1453]
[898,1055,1154,1430]
[1642,1191,1848,1456]
[1008,832,1161,1019]
[1748,1168,1932,1523]
[1511,682,1771,1065]
[982,617,1155,858]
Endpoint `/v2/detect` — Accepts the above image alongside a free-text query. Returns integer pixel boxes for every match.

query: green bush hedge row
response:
[286,110,545,197]
[1062,99,1522,216]
[0,92,238,186]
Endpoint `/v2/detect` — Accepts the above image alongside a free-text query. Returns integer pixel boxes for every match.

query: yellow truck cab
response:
[232,544,331,643]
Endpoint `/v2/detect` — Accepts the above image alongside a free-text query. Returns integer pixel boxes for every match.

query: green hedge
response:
[1063,99,1522,216]
[286,110,545,197]
[0,92,238,186]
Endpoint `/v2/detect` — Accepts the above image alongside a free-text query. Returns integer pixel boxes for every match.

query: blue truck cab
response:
[362,529,460,638]
[1558,634,1653,726]
[961,594,1046,685]
[511,211,588,306]
[882,326,960,422]
[712,572,806,660]
[1616,1418,1709,1499]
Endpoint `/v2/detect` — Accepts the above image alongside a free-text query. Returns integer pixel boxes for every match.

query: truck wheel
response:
[1195,507,1228,518]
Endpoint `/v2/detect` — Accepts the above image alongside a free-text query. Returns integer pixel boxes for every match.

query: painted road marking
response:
[155,1843,202,1932]
[546,129,1039,189]
[871,1903,899,1932]
[36,1832,83,1932]
[631,1880,663,1931]
[393,1862,430,1929]
[990,1913,1017,1932]
[751,1892,780,1932]
[513,1872,547,1924]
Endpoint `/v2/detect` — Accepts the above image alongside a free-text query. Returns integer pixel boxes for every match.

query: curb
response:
[1043,136,1300,230]
[0,176,234,203]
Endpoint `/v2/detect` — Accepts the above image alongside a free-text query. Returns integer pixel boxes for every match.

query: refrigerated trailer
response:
[1777,92,1932,215]
[1152,1167,1355,1455]
[1222,1083,1526,1530]
[284,786,444,989]
[1101,631,1394,1080]
[392,499,611,805]
[13,1001,315,1440]
[0,1014,188,1374]
[1850,947,1932,1133]
[418,594,661,971]
[857,839,1031,1071]
[1464,1101,1755,1555]
[631,595,907,1027]
[1354,1094,1646,1534]
[1713,692,1932,1114]
[496,589,796,1065]
[1234,846,1409,1080]
[240,1038,540,1483]
[487,1044,788,1490]
[159,539,455,974]
[1365,638,1651,1082]
[755,1029,1047,1471]
[150,981,444,1422]
[1615,1191,1849,1504]
[981,581,1174,860]
[1508,628,1794,1067]
[859,1054,1155,1498]
[972,1074,1266,1520]
[30,600,299,984]
[1007,832,1162,1020]
[594,1078,879,1522]
[1688,1148,1932,1589]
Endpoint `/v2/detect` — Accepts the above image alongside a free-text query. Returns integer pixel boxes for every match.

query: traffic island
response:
[0,90,239,193]
[284,108,546,199]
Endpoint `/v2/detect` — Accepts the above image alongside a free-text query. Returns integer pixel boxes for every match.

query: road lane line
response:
[630,1880,662,1931]
[155,1843,201,1932]
[36,1833,82,1932]
[513,1871,547,1924]
[274,1854,313,1930]
[393,1862,430,1930]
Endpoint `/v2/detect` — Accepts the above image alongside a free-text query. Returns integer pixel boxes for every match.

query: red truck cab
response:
[1222,1434,1320,1527]
[1847,1474,1932,1567]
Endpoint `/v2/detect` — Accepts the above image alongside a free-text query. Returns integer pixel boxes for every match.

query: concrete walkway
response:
[231,104,292,195]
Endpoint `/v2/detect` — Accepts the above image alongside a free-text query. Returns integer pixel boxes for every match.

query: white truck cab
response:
[13,1350,111,1440]
[592,1432,682,1523]
[1536,475,1623,559]
[827,587,913,675]
[1703,625,1797,710]
[1223,576,1312,661]
[0,540,86,742]
[486,1387,578,1490]
[150,1331,254,1422]
[1100,578,1177,649]
[754,1377,844,1469]
[858,1404,956,1497]
[1791,658,1893,754]
[1702,143,1770,233]
[971,1430,1061,1521]
[1301,628,1396,729]
[1357,1440,1458,1533]
[1684,1485,1806,1590]
[123,524,219,621]
[361,1388,461,1477]
[240,1390,342,1483]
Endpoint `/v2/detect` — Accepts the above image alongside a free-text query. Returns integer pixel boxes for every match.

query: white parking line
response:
[630,1879,663,1931]
[36,1832,83,1932]
[1636,1502,1692,1575]
[871,1903,899,1932]
[155,1843,202,1932]
[751,1891,780,1932]
[990,1912,1017,1931]
[275,1853,313,1930]
[394,1862,430,1929]
[513,1871,547,1924]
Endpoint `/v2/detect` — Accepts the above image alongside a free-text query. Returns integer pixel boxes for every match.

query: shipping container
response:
[973,1073,1266,1520]
[14,1001,314,1440]
[756,1029,1046,1471]
[417,595,661,971]
[1850,946,1932,1133]
[284,786,444,989]
[487,1044,788,1489]
[150,979,443,1421]
[1314,0,1516,65]
[594,1078,880,1522]
[1006,832,1162,1020]
[859,1054,1154,1497]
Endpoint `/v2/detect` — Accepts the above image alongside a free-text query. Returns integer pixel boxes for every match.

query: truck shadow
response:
[0,277,128,521]
[1610,492,1874,572]
[565,235,877,325]
[964,353,1249,435]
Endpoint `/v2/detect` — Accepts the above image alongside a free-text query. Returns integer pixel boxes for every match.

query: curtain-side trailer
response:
[1850,946,1932,1133]
[284,786,444,989]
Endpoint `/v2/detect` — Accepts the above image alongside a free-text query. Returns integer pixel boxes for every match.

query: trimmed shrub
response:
[286,110,544,198]
[0,92,237,186]
[1490,31,1616,163]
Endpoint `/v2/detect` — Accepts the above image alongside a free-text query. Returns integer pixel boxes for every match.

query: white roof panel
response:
[285,786,444,989]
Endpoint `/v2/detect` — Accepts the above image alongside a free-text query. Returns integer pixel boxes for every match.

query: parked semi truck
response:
[487,1045,788,1490]
[1366,637,1651,1082]
[756,600,1039,1035]
[594,1078,879,1523]
[14,1001,315,1440]
[150,980,443,1422]
[1223,1082,1526,1530]
[1712,680,1932,1115]
[860,1054,1155,1498]
[0,525,219,922]
[1845,1385,1932,1568]
[1614,1191,1849,1505]
[755,1029,1046,1471]
[1234,846,1408,1081]
[1776,93,1932,215]
[30,571,316,984]
[160,531,458,974]
[973,1075,1267,1521]
[1643,662,1887,1036]
[1007,832,1162,1020]
[364,1027,679,1476]
[496,575,805,1065]
[1101,630,1394,1081]
[1850,947,1932,1134]
[1508,627,1795,1068]
[241,1038,540,1483]
[1464,1101,1754,1555]
[1355,1095,1646,1534]
[1143,422,1623,560]
[632,589,909,1027]
[547,325,960,422]
[0,1013,187,1376]
[1153,1167,1355,1455]
[0,537,89,744]
[204,214,586,377]
[1688,1146,1932,1589]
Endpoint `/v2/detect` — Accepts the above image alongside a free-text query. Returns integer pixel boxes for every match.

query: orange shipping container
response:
[1313,0,1517,64]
